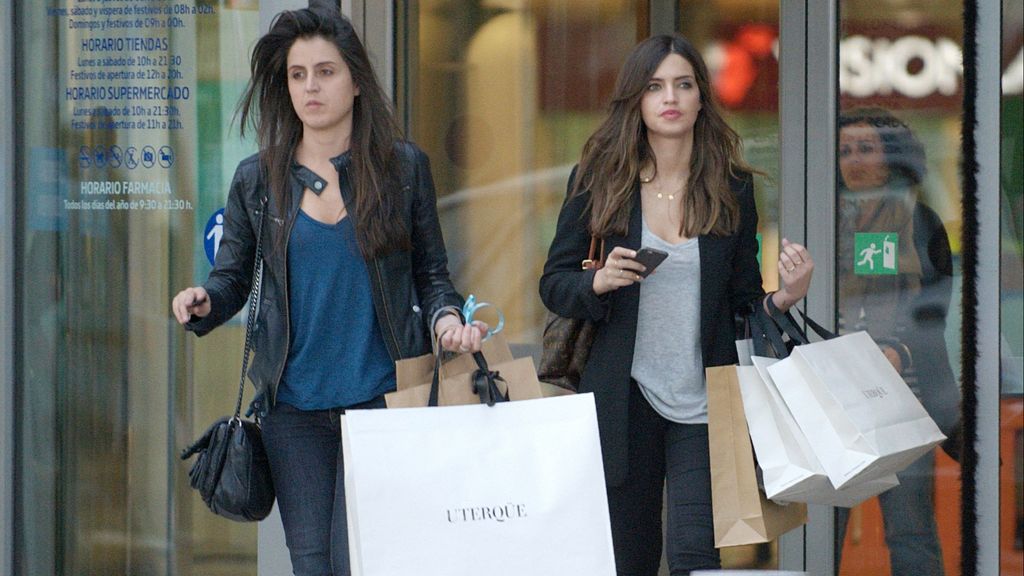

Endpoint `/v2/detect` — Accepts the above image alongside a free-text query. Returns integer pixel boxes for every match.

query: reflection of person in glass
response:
[836,107,960,576]
[540,35,813,574]
[170,5,485,575]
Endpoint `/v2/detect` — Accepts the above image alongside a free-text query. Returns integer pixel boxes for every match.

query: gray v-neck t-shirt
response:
[631,219,706,423]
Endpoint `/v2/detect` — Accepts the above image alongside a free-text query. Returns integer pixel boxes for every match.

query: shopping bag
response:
[395,332,515,391]
[739,358,899,507]
[765,331,946,489]
[735,308,898,505]
[341,394,616,576]
[387,355,545,407]
[706,366,807,547]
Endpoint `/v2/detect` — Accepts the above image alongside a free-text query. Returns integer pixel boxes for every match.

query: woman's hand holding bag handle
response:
[429,305,507,407]
[748,294,836,360]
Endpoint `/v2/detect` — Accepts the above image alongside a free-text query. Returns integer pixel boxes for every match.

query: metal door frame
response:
[975,0,1002,573]
[778,0,814,570]
[1,0,14,572]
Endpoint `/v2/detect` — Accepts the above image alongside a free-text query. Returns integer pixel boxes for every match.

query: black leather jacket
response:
[186,142,464,412]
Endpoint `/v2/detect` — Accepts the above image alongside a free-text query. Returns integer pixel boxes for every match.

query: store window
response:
[398,0,645,348]
[835,1,964,574]
[1000,0,1024,571]
[16,1,261,574]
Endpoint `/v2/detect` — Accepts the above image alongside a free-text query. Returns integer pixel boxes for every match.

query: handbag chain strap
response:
[234,198,268,420]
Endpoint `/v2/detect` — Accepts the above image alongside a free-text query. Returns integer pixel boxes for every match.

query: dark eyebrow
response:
[288,61,339,70]
[649,74,695,82]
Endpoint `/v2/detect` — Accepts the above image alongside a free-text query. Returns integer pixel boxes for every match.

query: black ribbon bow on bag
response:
[427,341,509,407]
[470,351,508,407]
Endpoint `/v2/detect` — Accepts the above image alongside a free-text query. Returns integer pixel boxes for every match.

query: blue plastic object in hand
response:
[461,294,504,341]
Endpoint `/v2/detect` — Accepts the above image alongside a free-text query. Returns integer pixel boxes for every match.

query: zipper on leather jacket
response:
[372,258,402,359]
[270,196,298,408]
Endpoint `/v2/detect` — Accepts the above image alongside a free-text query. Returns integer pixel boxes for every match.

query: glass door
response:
[15,1,263,574]
[1000,1,1023,573]
[834,2,965,574]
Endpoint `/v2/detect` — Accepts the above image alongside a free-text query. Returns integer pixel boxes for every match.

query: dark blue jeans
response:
[261,396,387,576]
[606,382,720,576]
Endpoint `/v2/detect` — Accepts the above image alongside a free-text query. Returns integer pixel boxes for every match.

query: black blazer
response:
[539,167,764,487]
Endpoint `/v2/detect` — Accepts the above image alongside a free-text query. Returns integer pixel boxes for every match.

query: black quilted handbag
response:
[180,201,275,522]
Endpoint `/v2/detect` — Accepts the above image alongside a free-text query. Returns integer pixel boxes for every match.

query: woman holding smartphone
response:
[540,34,813,575]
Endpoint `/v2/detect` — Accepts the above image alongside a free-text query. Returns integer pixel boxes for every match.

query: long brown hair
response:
[574,34,758,238]
[237,3,409,258]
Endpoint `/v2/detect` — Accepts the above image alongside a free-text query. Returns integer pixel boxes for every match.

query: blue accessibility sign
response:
[203,208,226,266]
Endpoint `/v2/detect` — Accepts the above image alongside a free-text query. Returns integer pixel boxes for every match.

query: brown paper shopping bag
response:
[706,365,807,548]
[387,355,546,408]
[395,333,515,391]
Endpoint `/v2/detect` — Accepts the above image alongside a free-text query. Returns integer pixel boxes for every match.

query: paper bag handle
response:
[747,300,837,359]
[427,346,509,408]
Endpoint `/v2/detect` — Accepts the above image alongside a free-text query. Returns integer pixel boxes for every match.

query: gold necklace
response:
[641,177,680,200]
[640,167,687,200]
[654,187,676,200]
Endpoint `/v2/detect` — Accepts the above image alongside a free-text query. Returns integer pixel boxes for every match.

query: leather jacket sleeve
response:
[407,145,465,331]
[186,160,260,336]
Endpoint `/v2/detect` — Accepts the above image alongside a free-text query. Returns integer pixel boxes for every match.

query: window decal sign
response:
[203,208,225,266]
[854,233,899,275]
[47,1,217,219]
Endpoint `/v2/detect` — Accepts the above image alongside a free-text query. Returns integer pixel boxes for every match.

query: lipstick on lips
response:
[660,109,681,119]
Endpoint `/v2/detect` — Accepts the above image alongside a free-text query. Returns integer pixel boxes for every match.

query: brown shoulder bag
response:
[537,237,604,391]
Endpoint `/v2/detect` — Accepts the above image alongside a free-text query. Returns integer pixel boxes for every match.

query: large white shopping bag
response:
[739,359,898,507]
[341,393,616,576]
[765,331,945,489]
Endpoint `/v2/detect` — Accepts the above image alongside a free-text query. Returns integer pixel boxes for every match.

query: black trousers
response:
[606,382,720,576]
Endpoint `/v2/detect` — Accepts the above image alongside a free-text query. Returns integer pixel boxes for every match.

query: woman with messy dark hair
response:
[172,4,484,574]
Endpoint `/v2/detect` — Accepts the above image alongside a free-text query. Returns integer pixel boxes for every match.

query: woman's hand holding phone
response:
[631,247,668,277]
[593,246,667,295]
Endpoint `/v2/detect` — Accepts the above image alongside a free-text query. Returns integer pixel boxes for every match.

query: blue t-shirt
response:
[276,210,396,410]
